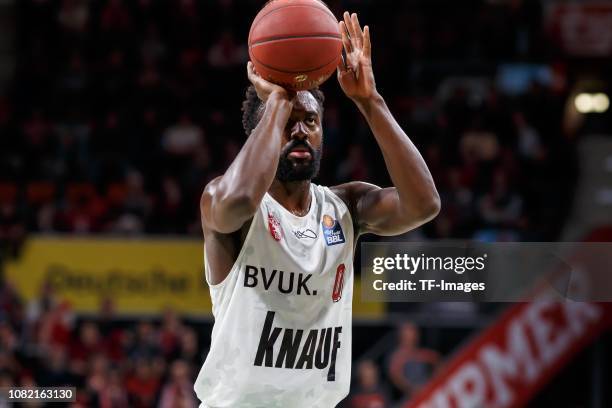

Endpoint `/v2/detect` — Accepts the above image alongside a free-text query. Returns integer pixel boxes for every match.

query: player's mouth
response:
[288,147,312,159]
[285,143,313,160]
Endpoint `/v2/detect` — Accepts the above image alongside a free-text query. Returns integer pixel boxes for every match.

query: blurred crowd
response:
[0,0,576,243]
[0,280,202,407]
[346,322,440,408]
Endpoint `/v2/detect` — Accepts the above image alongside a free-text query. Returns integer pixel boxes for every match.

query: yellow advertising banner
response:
[4,236,384,319]
[5,237,212,316]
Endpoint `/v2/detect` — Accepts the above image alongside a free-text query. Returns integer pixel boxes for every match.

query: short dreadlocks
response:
[241,85,325,137]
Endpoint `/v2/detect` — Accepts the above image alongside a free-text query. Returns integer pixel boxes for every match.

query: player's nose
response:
[290,121,309,140]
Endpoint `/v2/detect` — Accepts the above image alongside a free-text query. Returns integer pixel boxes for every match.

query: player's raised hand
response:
[337,12,377,103]
[247,61,292,102]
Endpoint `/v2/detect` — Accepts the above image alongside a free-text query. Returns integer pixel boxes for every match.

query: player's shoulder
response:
[326,182,379,227]
[329,181,380,206]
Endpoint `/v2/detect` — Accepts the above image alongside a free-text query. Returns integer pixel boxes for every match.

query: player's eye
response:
[305,117,317,126]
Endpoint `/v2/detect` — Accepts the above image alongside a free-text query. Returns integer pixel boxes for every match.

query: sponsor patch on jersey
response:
[332,264,345,302]
[321,214,345,246]
[267,211,283,241]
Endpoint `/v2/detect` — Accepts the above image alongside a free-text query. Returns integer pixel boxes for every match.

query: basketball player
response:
[195,12,439,408]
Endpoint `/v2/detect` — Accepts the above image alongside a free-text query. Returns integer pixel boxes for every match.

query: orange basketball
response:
[248,0,342,91]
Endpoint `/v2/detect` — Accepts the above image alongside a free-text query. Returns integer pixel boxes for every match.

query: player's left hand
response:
[337,12,377,104]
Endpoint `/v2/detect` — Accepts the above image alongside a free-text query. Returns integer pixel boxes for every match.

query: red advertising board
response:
[546,1,612,57]
[404,299,612,408]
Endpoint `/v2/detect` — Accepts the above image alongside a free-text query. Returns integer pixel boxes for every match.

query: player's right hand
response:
[247,61,292,102]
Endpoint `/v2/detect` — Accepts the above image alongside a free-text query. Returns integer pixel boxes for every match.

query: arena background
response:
[0,0,611,406]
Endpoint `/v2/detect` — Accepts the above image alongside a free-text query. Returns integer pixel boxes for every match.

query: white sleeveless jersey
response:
[195,184,355,408]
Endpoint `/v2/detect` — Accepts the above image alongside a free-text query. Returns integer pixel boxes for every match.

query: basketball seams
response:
[250,33,341,46]
[251,53,340,74]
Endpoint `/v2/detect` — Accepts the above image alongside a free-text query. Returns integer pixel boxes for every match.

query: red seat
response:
[106,183,128,205]
[26,182,56,205]
[66,183,97,203]
[0,183,17,203]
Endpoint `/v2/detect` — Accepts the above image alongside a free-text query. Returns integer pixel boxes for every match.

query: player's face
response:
[276,91,323,182]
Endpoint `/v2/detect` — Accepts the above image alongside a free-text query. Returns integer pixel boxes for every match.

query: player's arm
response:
[334,12,440,236]
[200,63,293,233]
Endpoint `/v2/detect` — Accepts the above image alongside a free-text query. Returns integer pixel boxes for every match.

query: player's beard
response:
[276,140,322,182]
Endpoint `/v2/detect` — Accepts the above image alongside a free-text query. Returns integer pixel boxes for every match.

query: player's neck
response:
[269,180,312,217]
